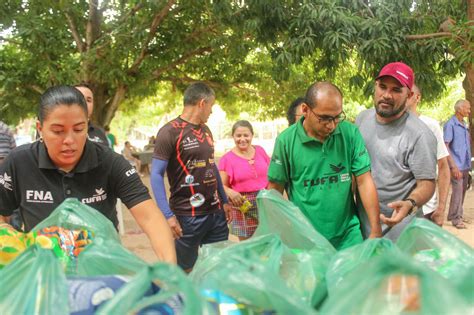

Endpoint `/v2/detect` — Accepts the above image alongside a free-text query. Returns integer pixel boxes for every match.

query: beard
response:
[375,99,407,118]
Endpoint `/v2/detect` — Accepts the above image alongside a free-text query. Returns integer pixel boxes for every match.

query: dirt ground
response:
[121,175,474,263]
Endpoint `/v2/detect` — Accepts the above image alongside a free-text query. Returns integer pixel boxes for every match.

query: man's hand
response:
[450,165,462,179]
[430,207,445,227]
[381,200,412,227]
[227,190,244,207]
[223,203,233,223]
[167,216,183,239]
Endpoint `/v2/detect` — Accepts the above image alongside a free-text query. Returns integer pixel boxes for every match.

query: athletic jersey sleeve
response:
[150,158,174,218]
[267,136,290,185]
[153,124,175,161]
[351,126,371,176]
[214,163,229,204]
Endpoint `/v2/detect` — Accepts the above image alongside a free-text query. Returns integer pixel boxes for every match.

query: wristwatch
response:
[403,198,417,215]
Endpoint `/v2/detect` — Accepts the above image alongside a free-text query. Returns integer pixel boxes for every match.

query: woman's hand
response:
[227,189,244,207]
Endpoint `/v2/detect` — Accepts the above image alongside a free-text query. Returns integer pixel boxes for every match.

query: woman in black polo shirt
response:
[0,85,176,264]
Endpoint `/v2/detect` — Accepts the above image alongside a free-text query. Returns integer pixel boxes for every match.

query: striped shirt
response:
[0,121,16,162]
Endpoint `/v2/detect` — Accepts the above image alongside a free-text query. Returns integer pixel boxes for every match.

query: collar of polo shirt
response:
[296,117,342,144]
[38,140,99,173]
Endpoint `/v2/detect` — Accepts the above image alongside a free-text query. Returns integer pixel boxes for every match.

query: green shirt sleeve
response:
[351,126,371,176]
[268,135,290,185]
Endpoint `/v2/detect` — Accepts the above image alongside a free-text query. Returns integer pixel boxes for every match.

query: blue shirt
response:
[443,116,471,171]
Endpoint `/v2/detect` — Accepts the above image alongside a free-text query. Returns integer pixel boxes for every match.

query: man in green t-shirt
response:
[268,82,382,250]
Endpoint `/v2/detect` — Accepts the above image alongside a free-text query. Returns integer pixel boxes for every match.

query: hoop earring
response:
[39,137,43,143]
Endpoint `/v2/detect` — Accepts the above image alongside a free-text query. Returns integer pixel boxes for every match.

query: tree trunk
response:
[463,64,474,155]
[96,85,127,127]
[466,0,474,152]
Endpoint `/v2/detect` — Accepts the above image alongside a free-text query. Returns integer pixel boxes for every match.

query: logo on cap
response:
[376,62,414,89]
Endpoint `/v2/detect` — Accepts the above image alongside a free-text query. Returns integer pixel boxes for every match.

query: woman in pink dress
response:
[218,120,270,240]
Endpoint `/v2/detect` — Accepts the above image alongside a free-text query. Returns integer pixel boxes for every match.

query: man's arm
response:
[382,179,436,226]
[129,199,177,264]
[445,142,462,179]
[431,157,450,226]
[268,181,285,194]
[214,164,232,223]
[355,171,382,238]
[150,158,183,239]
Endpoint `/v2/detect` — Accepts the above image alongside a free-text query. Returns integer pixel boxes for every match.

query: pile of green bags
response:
[1,194,473,315]
[0,198,201,315]
[190,189,336,313]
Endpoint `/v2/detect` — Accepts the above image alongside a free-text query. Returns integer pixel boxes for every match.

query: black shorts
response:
[175,211,229,270]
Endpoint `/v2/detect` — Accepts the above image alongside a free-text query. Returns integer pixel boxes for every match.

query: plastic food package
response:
[76,238,148,277]
[202,289,276,315]
[97,263,204,314]
[68,275,132,315]
[0,225,27,268]
[0,245,69,314]
[320,251,472,315]
[191,234,318,313]
[32,198,120,242]
[0,225,93,269]
[396,218,474,304]
[254,189,336,257]
[326,238,397,294]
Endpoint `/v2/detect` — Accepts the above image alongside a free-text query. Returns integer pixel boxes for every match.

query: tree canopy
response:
[0,0,472,140]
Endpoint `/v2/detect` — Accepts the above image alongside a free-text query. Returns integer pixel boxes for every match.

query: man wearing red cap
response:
[355,62,437,240]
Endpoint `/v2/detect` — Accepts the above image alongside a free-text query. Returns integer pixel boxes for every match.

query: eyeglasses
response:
[308,108,346,125]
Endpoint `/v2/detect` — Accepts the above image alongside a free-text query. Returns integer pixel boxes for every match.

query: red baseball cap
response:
[376,62,414,89]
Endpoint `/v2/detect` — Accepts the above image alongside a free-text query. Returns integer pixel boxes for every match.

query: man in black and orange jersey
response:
[151,82,231,271]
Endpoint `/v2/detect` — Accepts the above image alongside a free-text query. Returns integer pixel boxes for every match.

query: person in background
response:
[0,85,176,264]
[219,120,270,240]
[355,62,437,241]
[0,121,21,230]
[151,82,231,272]
[287,97,305,126]
[0,120,16,165]
[444,99,472,229]
[105,126,117,152]
[406,84,450,226]
[123,141,143,177]
[144,136,156,151]
[268,82,382,250]
[74,83,108,146]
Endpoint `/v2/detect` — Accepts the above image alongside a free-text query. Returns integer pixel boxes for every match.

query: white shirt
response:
[419,115,449,214]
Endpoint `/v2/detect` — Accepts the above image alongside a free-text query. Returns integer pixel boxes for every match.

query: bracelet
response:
[403,198,417,215]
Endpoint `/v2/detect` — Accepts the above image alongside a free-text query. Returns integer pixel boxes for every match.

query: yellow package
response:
[0,226,27,268]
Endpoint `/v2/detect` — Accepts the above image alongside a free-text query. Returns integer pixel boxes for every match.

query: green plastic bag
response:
[191,234,320,312]
[326,238,398,294]
[33,198,120,242]
[98,262,205,314]
[0,245,69,314]
[320,251,471,315]
[77,237,148,276]
[255,189,336,256]
[396,218,474,304]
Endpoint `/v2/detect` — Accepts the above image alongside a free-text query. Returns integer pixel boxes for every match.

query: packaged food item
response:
[202,289,276,315]
[35,226,93,259]
[0,226,27,268]
[377,274,420,313]
[239,198,252,214]
[68,275,131,315]
[0,225,93,269]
